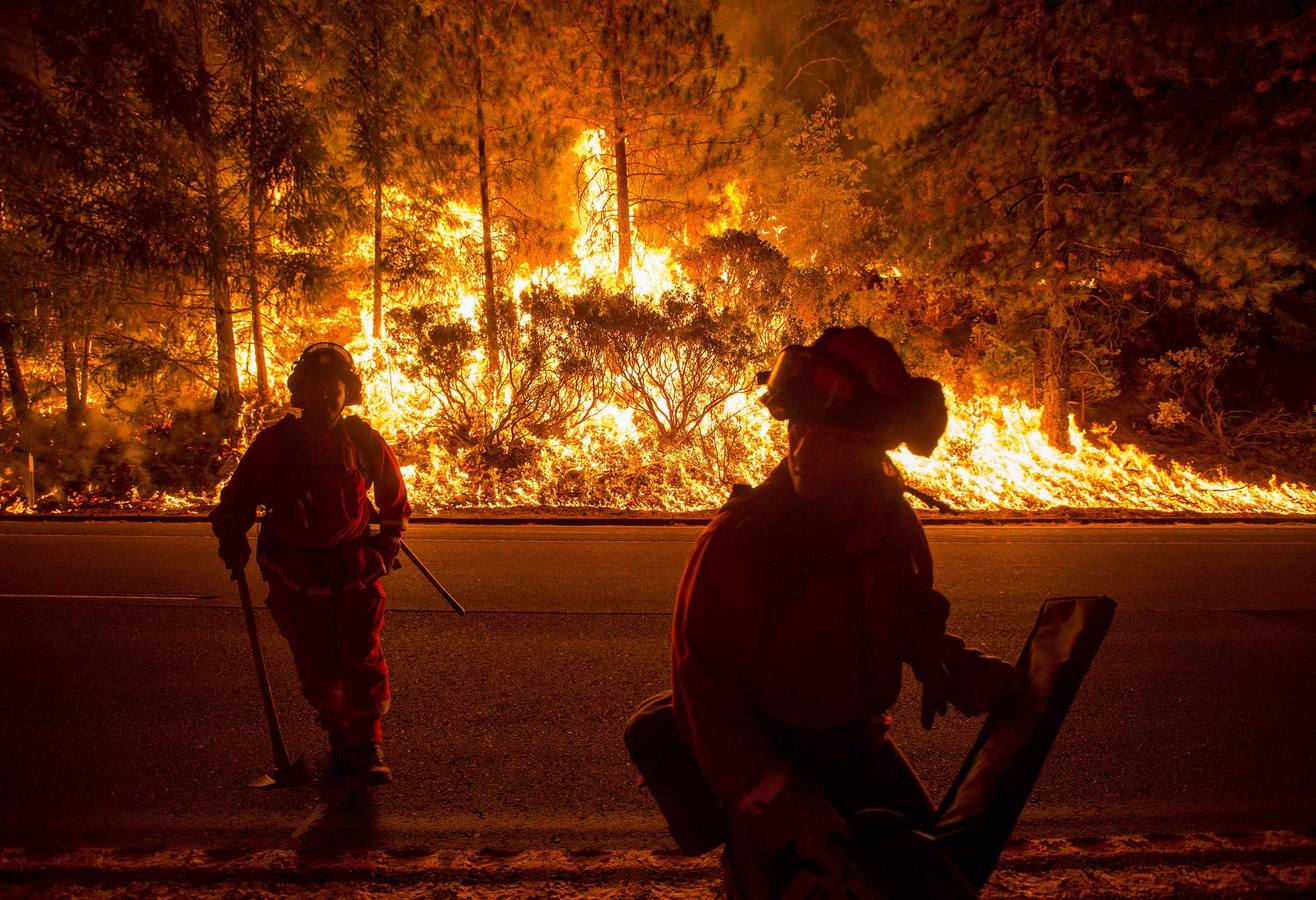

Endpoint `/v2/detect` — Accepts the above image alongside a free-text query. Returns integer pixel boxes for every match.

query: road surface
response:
[1,521,1313,854]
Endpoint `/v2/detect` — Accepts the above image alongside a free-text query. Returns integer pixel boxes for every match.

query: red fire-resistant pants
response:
[266,581,391,747]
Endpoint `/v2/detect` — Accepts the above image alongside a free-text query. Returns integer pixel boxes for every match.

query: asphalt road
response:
[1,521,1314,854]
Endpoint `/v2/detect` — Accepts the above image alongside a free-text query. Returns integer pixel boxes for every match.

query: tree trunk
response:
[605,0,632,284]
[62,332,83,425]
[370,9,384,342]
[249,193,267,402]
[473,0,499,379]
[247,4,268,402]
[192,1,241,421]
[1038,306,1070,449]
[371,178,384,341]
[613,123,632,283]
[0,320,28,420]
[79,333,90,406]
[684,182,705,244]
[1035,0,1071,451]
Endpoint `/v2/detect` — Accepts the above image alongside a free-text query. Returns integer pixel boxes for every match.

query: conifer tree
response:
[425,0,572,378]
[558,0,755,285]
[327,0,422,342]
[856,0,1315,450]
[223,0,328,399]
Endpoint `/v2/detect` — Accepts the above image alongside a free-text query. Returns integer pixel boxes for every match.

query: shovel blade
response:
[247,756,311,789]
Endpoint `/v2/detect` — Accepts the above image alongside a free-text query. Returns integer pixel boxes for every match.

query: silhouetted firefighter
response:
[637,327,1025,897]
[211,342,411,784]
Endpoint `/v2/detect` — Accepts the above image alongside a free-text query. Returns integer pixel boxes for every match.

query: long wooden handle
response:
[235,569,293,771]
[400,540,466,616]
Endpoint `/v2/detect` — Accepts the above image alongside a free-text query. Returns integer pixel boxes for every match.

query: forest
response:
[0,0,1314,513]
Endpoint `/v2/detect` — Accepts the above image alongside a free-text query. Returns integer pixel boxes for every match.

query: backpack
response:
[259,415,384,544]
[342,415,383,488]
[623,691,726,856]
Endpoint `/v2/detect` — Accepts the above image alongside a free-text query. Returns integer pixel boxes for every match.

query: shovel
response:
[234,566,310,788]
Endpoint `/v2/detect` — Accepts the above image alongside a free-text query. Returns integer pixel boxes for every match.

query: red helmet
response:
[287,342,364,408]
[757,326,947,455]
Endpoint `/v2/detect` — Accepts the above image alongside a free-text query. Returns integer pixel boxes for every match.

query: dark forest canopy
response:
[0,0,1313,510]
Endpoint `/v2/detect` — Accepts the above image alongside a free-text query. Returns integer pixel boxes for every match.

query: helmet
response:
[287,342,364,408]
[757,326,947,456]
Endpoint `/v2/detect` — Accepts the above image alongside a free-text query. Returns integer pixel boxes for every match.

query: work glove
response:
[217,534,250,577]
[947,651,1024,717]
[371,532,402,571]
[969,657,1025,716]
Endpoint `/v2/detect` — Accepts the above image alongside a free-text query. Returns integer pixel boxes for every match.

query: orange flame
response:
[9,130,1312,516]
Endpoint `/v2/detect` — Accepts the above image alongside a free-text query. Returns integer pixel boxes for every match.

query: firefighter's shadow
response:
[293,780,381,860]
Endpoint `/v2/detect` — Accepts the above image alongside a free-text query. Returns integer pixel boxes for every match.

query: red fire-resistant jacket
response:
[210,414,411,594]
[671,460,999,808]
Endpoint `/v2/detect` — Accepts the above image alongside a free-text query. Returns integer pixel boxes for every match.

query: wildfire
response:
[349,368,1316,514]
[6,128,1315,517]
[509,129,683,299]
[323,127,1314,515]
[891,393,1316,514]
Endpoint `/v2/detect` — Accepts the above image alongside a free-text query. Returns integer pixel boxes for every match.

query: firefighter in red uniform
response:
[671,326,1018,898]
[211,342,411,784]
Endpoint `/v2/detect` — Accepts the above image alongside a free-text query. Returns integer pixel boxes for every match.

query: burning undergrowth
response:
[3,211,1316,515]
[6,272,1314,516]
[2,119,1315,516]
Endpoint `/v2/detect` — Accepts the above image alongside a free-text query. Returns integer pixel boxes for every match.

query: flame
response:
[512,129,682,298]
[6,129,1315,516]
[892,393,1316,514]
[325,117,1316,515]
[355,368,1316,513]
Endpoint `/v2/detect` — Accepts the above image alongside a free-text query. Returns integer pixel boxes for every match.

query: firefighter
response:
[210,342,410,784]
[671,326,1018,898]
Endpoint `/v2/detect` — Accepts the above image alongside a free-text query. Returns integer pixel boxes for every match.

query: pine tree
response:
[558,0,756,285]
[856,0,1316,450]
[856,0,1077,448]
[425,0,572,378]
[0,0,182,425]
[327,0,421,342]
[223,0,328,400]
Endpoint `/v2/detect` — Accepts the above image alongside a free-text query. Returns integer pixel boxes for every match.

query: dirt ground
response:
[4,832,1314,899]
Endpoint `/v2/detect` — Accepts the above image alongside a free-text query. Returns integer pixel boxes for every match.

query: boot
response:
[328,731,355,781]
[358,742,392,784]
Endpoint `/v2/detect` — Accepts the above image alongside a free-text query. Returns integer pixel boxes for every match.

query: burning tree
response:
[1,0,1314,514]
[423,0,573,381]
[556,0,757,283]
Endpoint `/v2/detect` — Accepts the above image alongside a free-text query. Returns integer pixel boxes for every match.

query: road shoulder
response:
[3,831,1314,898]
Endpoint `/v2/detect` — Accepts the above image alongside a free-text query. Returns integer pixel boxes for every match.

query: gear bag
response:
[623,691,726,856]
